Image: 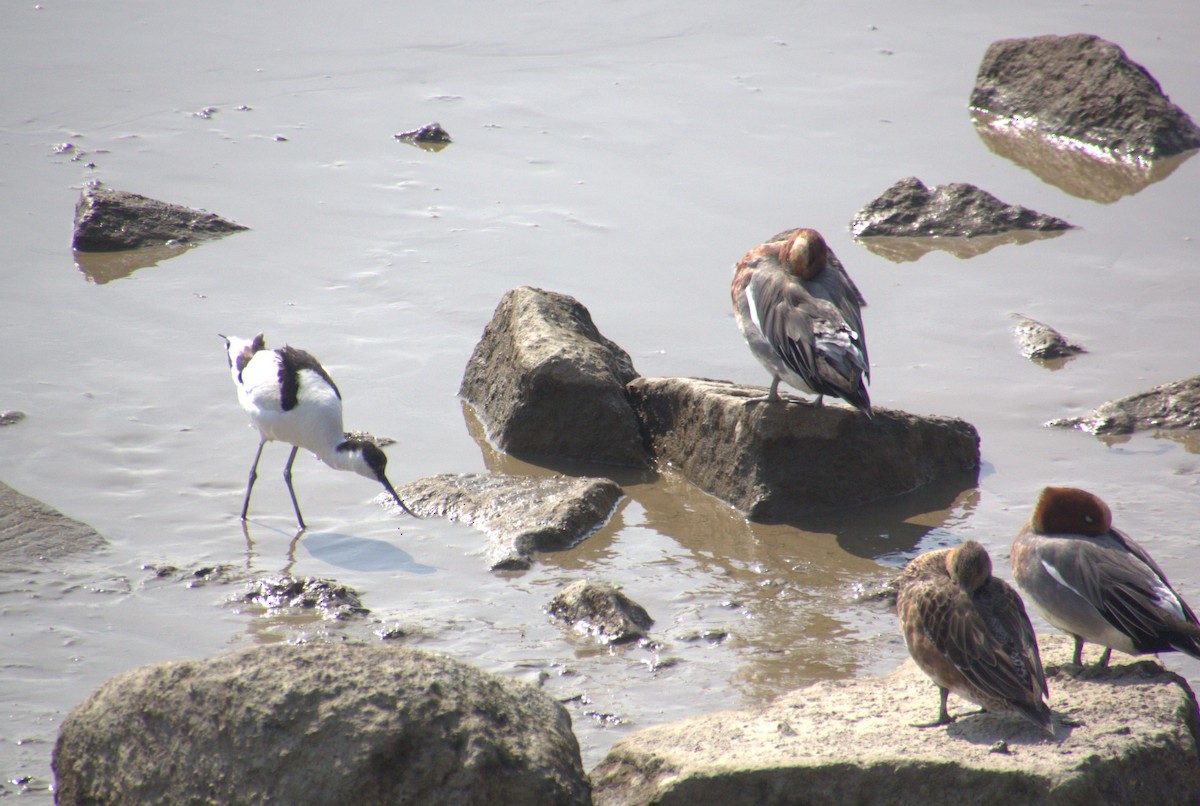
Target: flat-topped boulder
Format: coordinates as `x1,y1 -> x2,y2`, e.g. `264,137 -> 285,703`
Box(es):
626,377 -> 979,522
970,34 -> 1200,164
393,473 -> 623,570
460,287 -> 647,468
53,643 -> 591,806
590,634 -> 1200,805
72,187 -> 248,252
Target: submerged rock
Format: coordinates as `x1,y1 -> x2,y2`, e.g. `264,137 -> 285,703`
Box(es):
850,177 -> 1072,240
590,634 -> 1200,806
53,643 -> 591,806
0,481 -> 107,571
393,473 -> 623,571
970,34 -> 1200,164
460,287 -> 647,468
627,377 -> 979,523
233,575 -> 369,620
395,122 -> 453,151
1012,314 -> 1086,364
547,580 -> 653,644
1048,375 -> 1200,437
72,187 -> 248,252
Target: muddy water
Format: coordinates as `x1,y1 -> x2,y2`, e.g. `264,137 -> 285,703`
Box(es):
3,0 -> 1200,798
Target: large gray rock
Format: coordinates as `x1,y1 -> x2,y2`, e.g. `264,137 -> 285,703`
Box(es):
53,642 -> 591,806
970,34 -> 1200,164
547,580 -> 654,644
850,177 -> 1072,240
72,187 -> 248,252
590,634 -> 1200,806
393,472 -> 623,570
0,481 -> 106,571
626,377 -> 979,522
460,287 -> 647,467
1048,375 -> 1200,437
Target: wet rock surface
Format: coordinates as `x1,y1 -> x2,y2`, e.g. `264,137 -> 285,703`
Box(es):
970,34 -> 1200,163
590,634 -> 1200,806
394,121 -> 453,151
143,562 -> 239,588
547,580 -> 654,644
850,176 -> 1072,239
0,410 -> 26,426
232,575 -> 369,620
856,230 -> 1066,263
459,286 -> 647,467
1012,314 -> 1086,364
627,377 -> 980,523
71,186 -> 248,252
52,642 -> 591,806
395,473 -> 623,571
971,111 -> 1196,204
1048,375 -> 1200,437
0,481 -> 107,571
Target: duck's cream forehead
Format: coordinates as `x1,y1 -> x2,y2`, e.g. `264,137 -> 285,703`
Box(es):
782,228 -> 828,279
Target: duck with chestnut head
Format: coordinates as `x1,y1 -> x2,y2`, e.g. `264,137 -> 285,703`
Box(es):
1011,486 -> 1200,667
731,228 -> 871,415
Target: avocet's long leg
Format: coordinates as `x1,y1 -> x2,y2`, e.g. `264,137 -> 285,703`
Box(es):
241,439 -> 266,521
282,446 -> 305,531
223,334 -> 417,528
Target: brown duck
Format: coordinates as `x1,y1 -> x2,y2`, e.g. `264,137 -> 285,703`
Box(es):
897,540 -> 1052,732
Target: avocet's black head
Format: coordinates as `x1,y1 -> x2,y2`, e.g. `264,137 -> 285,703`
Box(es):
359,441 -> 390,483
339,438 -> 418,518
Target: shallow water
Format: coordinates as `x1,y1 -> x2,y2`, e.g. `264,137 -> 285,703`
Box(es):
3,0 -> 1200,798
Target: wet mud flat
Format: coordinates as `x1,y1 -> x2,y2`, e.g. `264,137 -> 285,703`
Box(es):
4,0 -> 1200,801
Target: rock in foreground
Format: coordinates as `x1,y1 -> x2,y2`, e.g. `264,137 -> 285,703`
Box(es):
850,177 -> 1072,239
970,34 -> 1200,164
0,481 -> 106,571
395,473 -> 622,570
72,187 -> 248,252
590,634 -> 1200,806
1048,375 -> 1200,436
460,287 -> 647,468
548,580 -> 654,644
53,643 -> 591,806
627,377 -> 979,522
